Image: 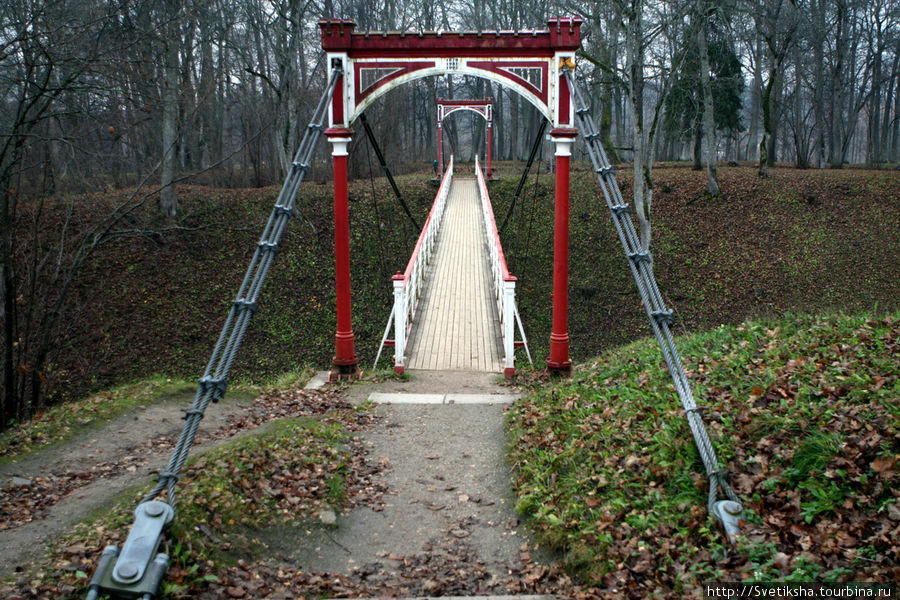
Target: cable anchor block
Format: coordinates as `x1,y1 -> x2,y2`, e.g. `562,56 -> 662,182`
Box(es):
712,499 -> 743,544
85,502 -> 173,599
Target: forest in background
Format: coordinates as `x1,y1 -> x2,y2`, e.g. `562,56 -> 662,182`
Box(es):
1,0 -> 898,428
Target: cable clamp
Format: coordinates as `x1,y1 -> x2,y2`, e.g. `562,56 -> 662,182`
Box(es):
198,376 -> 227,401
182,408 -> 204,420
233,298 -> 259,316
258,240 -> 280,256
584,132 -> 600,142
651,309 -> 674,326
597,166 -> 616,181
707,468 -> 732,483
154,471 -> 179,484
274,205 -> 294,219
627,250 -> 651,265
575,106 -> 590,116
611,204 -> 631,216
292,161 -> 310,173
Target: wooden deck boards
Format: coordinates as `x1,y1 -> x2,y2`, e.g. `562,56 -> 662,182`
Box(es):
406,178 -> 503,372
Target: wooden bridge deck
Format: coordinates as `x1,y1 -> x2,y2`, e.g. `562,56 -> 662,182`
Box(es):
405,178 -> 503,372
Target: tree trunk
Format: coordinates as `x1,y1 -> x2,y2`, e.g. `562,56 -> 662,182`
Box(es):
0,195 -> 16,430
692,115 -> 703,170
866,15 -> 883,167
812,0 -> 826,168
697,0 -> 719,196
758,66 -> 776,177
510,91 -> 519,166
828,0 -> 848,168
159,6 -> 180,218
626,0 -> 651,251
881,41 -> 899,162
748,30 -> 763,162
767,69 -> 782,167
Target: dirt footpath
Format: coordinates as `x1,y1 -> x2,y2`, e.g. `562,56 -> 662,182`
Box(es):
0,389 -> 257,575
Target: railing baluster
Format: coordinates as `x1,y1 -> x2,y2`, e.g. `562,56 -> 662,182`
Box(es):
376,157 -> 454,372
474,156 -> 532,376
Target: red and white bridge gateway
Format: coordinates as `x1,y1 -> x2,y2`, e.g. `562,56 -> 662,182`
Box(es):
436,98 -> 493,179
319,18 -> 583,377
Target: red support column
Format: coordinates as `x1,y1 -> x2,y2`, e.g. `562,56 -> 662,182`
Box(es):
326,127 -> 359,379
437,124 -> 443,179
547,129 -> 577,374
486,123 -> 493,178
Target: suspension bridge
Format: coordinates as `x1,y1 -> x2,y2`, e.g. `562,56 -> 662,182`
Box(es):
84,17 -> 744,600
373,155 -> 530,376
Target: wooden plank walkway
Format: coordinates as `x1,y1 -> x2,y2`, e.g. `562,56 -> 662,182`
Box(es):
405,178 -> 503,372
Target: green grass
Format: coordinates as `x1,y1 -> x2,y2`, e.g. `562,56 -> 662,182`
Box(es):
171,417 -> 351,554
507,312 -> 899,589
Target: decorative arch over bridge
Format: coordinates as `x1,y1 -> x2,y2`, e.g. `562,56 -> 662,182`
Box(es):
436,98 -> 493,178
319,18 -> 581,129
318,17 -> 582,377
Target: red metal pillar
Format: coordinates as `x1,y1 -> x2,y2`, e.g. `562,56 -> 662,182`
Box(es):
437,123 -> 443,179
486,122 -> 493,178
547,129 -> 577,373
326,127 -> 359,379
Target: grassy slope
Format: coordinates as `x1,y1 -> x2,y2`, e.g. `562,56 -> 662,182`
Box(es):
60,175 -> 434,399
507,313 -> 899,596
37,165 -> 900,407
493,164 -> 900,364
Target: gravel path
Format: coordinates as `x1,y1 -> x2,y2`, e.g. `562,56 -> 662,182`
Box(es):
292,370 -> 553,582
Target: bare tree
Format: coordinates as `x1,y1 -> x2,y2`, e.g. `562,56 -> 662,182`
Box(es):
619,0 -> 691,249
0,1 -> 133,427
159,0 -> 181,217
697,0 -> 720,195
754,0 -> 799,177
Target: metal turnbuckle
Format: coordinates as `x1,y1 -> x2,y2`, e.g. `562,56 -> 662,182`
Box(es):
85,501 -> 173,599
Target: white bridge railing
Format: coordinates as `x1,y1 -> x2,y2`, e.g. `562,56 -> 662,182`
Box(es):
475,155 -> 532,377
374,156 -> 454,373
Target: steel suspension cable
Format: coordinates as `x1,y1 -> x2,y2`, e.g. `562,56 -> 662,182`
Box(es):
142,68 -> 341,509
85,67 -> 343,600
562,67 -> 742,539
499,118 -> 548,233
358,113 -> 420,231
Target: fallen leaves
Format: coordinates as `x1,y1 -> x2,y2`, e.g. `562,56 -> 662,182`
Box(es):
0,386 -> 366,531
507,314 -> 900,597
